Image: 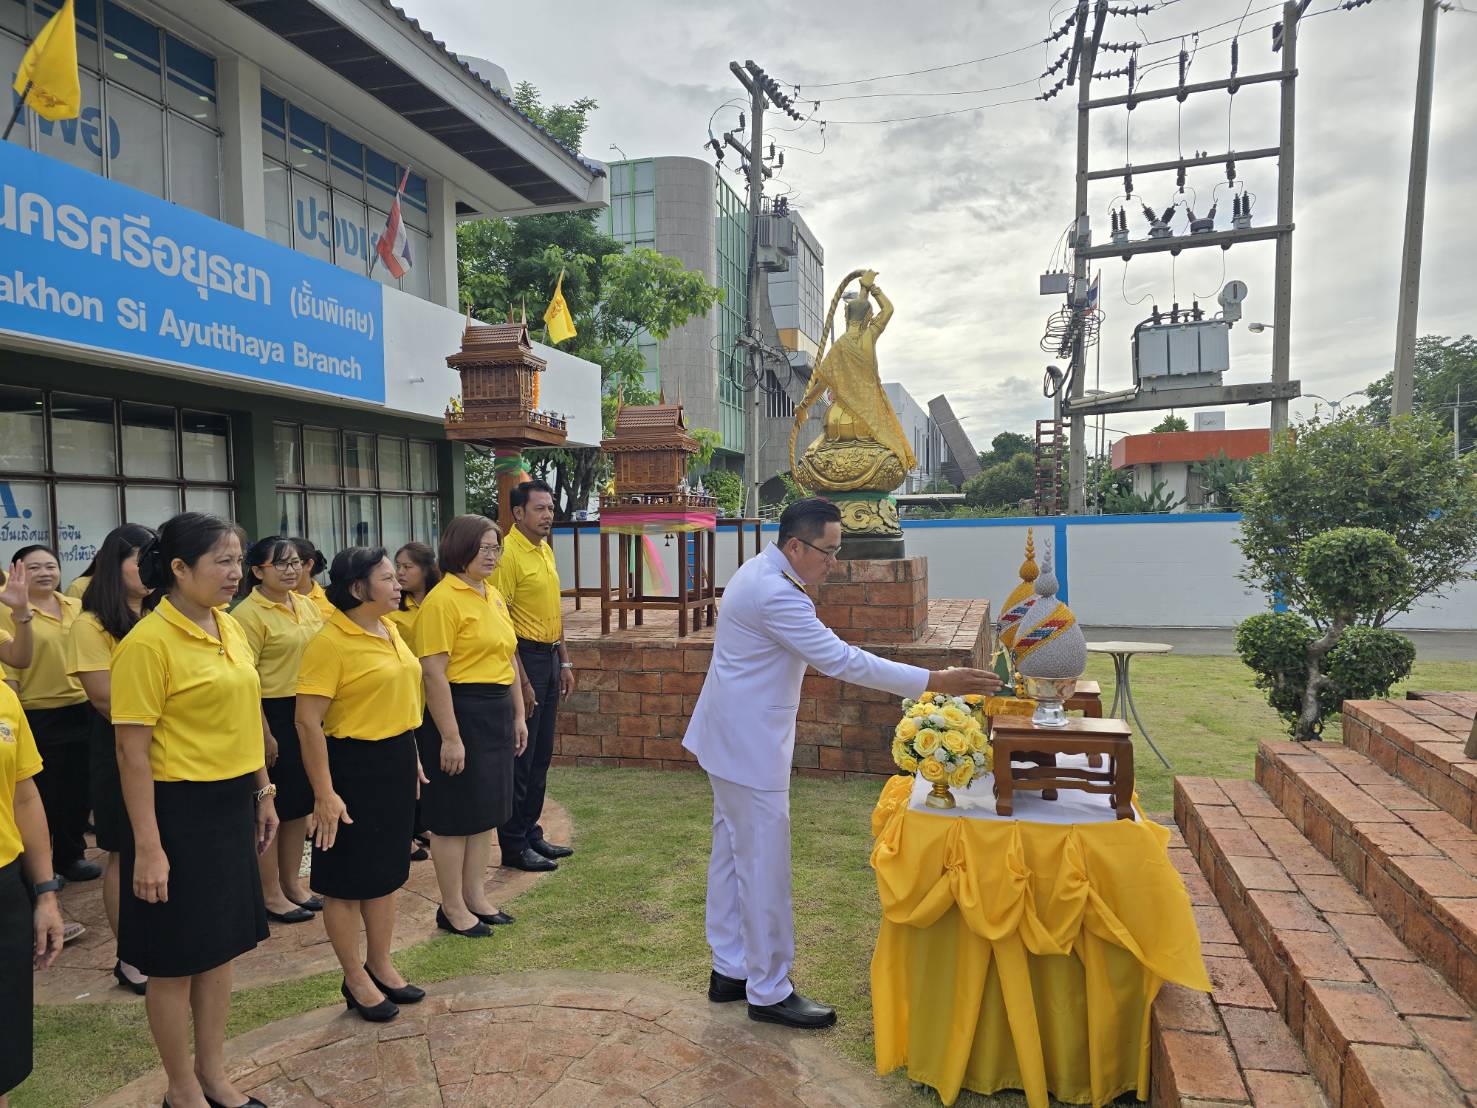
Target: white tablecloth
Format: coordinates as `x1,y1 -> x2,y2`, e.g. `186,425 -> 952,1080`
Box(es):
907,754 -> 1135,825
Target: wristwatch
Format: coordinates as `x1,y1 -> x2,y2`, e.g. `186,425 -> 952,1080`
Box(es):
560,662 -> 574,670
254,783 -> 278,802
33,878 -> 61,897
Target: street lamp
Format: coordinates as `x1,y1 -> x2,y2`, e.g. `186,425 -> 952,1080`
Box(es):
1303,389 -> 1365,418
1247,322 -> 1271,334
608,143 -> 628,160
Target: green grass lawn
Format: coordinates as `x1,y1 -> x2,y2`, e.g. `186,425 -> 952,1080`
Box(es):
16,656 -> 1477,1108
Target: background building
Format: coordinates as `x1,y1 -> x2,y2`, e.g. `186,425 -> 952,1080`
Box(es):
928,395 -> 982,488
0,0 -> 605,583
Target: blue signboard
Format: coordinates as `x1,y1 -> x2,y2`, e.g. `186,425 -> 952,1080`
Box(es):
0,138 -> 385,403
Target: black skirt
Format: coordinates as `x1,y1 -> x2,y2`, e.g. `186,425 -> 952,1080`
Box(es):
417,683 -> 513,837
118,774 -> 268,978
310,731 -> 417,900
264,696 -> 313,821
0,859 -> 31,1095
86,705 -> 126,853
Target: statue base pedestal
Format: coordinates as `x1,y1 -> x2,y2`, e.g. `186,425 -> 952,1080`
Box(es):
814,555 -> 929,644
839,535 -> 905,560
826,490 -> 903,558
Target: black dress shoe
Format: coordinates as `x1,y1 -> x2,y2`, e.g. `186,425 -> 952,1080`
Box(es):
365,964 -> 425,1004
289,895 -> 323,913
708,970 -> 746,1003
748,991 -> 837,1029
341,979 -> 398,1023
531,838 -> 573,860
60,858 -> 102,882
409,845 -> 429,862
473,909 -> 515,926
502,846 -> 557,872
265,906 -> 314,924
113,960 -> 147,996
203,1094 -> 267,1108
435,906 -> 492,937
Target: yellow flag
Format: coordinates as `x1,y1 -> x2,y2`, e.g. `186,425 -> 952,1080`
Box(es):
13,0 -> 80,122
542,270 -> 576,345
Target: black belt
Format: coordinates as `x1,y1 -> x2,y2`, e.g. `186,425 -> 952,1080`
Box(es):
517,638 -> 561,654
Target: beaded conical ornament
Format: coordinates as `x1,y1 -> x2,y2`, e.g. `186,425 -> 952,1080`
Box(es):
1012,541 -> 1087,678
996,528 -> 1039,652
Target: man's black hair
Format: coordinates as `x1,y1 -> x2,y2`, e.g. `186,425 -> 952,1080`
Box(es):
509,479 -> 554,512
777,497 -> 841,548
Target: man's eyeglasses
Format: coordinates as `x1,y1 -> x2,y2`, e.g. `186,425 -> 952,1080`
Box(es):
795,537 -> 842,562
270,558 -> 304,571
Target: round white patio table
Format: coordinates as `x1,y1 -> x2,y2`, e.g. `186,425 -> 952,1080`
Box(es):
1086,641 -> 1174,769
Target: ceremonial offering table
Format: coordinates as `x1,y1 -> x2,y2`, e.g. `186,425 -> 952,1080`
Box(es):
990,716 -> 1134,820
870,770 -> 1210,1108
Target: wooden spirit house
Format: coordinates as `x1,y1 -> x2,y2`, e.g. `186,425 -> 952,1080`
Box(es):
444,310 -> 567,448
600,400 -> 715,511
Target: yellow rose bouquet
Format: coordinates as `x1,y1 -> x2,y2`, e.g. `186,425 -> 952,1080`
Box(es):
892,691 -> 991,789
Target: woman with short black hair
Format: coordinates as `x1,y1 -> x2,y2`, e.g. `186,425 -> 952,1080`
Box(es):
67,523 -> 155,994
298,547 -> 427,1021
113,512 -> 277,1108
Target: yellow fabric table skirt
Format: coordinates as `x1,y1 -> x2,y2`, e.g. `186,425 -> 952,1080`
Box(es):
870,775 -> 1211,1108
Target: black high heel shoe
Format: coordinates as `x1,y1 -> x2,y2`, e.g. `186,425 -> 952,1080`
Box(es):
114,959 -> 147,995
435,906 -> 492,937
202,1094 -> 267,1108
365,964 -> 425,1004
473,909 -> 515,926
340,979 -> 398,1023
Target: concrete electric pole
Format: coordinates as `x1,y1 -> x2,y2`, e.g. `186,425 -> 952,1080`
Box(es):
1391,0 -> 1442,418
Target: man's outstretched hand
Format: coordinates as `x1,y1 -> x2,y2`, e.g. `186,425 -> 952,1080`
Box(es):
927,668 -> 1004,697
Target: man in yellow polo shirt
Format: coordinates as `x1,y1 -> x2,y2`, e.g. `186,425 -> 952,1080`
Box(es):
492,480 -> 574,873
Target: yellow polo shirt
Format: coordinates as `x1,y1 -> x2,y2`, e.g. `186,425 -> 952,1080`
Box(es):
66,611 -> 117,676
0,594 -> 86,709
297,610 -> 422,740
415,575 -> 517,685
64,574 -> 91,600
302,581 -> 335,621
385,593 -> 421,654
111,598 -> 264,783
0,683 -> 42,867
491,526 -> 562,644
232,589 -> 324,699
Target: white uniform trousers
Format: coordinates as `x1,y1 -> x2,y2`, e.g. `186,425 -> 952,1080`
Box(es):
705,773 -> 794,1007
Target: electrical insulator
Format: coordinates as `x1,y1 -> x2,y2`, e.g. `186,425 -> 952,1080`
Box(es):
1112,208 -> 1129,246
1176,164 -> 1186,190
1126,55 -> 1138,110
777,151 -> 784,169
1170,301 -> 1181,323
1177,46 -> 1189,102
1191,301 -> 1204,321
1124,170 -> 1134,196
1146,204 -> 1171,239
1233,192 -> 1252,231
1226,158 -> 1236,183
1150,304 -> 1161,324
738,112 -> 746,130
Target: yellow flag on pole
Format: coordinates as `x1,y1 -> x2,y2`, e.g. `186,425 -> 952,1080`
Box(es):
13,0 -> 81,122
542,270 -> 576,345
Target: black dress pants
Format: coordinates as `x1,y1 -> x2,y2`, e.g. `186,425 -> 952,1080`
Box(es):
29,703 -> 92,871
498,645 -> 560,856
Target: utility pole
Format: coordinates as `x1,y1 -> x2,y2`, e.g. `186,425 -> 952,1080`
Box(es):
1067,0 -> 1106,514
1392,0 -> 1441,418
1269,0 -> 1302,439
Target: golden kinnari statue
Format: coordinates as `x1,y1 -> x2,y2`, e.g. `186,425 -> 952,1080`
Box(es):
790,268 -> 915,546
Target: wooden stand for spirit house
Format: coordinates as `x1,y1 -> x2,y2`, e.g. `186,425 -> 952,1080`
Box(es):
990,716 -> 1135,820
598,402 -> 717,638
443,313 -> 566,537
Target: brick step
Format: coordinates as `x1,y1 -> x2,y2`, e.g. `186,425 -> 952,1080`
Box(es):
1256,738 -> 1477,1013
1342,698 -> 1477,833
1176,776 -> 1476,1106
1151,822 -> 1330,1106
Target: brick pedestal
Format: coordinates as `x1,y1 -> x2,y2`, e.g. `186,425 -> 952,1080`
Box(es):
812,556 -> 930,645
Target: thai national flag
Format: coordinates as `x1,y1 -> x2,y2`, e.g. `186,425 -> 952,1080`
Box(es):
374,167 -> 412,280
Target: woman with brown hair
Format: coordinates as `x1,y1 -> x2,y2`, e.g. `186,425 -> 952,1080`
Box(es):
415,515 -> 527,937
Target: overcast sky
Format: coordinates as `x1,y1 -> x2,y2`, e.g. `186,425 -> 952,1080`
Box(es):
401,0 -> 1475,453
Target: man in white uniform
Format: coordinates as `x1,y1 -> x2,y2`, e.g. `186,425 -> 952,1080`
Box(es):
683,498 -> 1001,1028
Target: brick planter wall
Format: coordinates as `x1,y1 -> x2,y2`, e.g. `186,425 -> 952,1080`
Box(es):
812,556 -> 930,645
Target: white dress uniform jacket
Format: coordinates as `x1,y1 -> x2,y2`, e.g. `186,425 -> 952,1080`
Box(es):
682,543 -> 929,790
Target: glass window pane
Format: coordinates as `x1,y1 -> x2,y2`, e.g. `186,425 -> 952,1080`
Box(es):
0,35 -> 29,149
103,1 -> 161,99
346,493 -> 377,547
0,479 -> 50,553
124,484 -> 178,528
290,173 -> 333,264
52,393 -> 116,475
328,128 -> 363,197
381,495 -> 410,553
275,491 -> 304,538
40,0 -> 99,74
167,115 -> 219,218
366,207 -> 397,288
635,193 -> 655,237
303,428 -> 338,486
183,486 -> 231,519
0,0 -> 25,36
634,161 -> 654,191
342,431 -> 375,488
0,386 -> 44,469
288,104 -> 326,179
121,402 -> 176,477
263,156 -> 290,246
35,70 -> 102,176
181,411 -> 229,481
403,172 -> 428,232
410,496 -> 438,546
612,195 -> 631,237
164,33 -> 215,126
402,227 -> 430,300
260,87 -> 286,162
272,423 -> 299,483
330,192 -> 368,275
377,437 -> 407,490
365,148 -> 397,212
55,482 -> 119,584
106,85 -> 163,197
409,441 -> 436,491
306,492 -> 343,556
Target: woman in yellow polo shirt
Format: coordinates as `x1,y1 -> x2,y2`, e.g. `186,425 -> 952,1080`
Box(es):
291,538 -> 335,620
391,542 -> 439,862
297,546 -> 426,1022
0,565 -> 34,697
113,513 -> 277,1108
0,681 -> 65,1104
66,523 -> 156,996
416,514 -> 528,937
1,545 -> 95,885
235,536 -> 325,926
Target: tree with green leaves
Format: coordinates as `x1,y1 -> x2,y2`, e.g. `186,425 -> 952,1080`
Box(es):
455,85 -> 722,517
976,431 -> 1034,471
1364,334 -> 1477,454
1190,450 -> 1252,510
1152,414 -> 1189,433
963,453 -> 1034,511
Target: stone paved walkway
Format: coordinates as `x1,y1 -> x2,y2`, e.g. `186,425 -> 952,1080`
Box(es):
35,802 -> 571,1005
95,972 -> 893,1107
